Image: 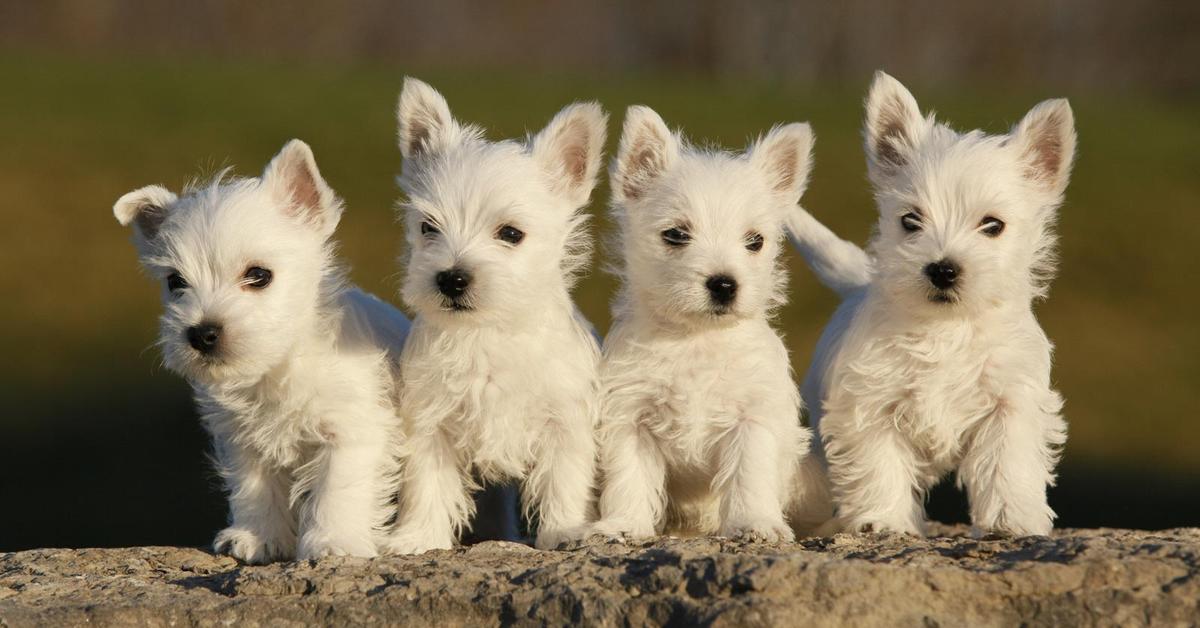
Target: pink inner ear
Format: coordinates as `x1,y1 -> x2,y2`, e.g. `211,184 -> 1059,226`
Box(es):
622,123 -> 668,200
559,121 -> 589,186
289,168 -> 322,214
768,145 -> 799,193
406,118 -> 431,158
874,102 -> 912,169
622,143 -> 659,200
134,204 -> 166,239
1023,115 -> 1066,183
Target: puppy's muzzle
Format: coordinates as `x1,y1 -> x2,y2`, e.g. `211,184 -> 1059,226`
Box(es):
705,274 -> 738,307
436,268 -> 472,300
186,322 -> 223,355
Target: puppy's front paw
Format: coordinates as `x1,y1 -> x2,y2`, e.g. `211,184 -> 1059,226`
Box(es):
382,528 -> 453,555
213,527 -> 293,564
974,516 -> 1053,539
297,529 -> 377,561
534,524 -> 591,550
849,519 -> 923,536
720,518 -> 795,543
589,518 -> 656,542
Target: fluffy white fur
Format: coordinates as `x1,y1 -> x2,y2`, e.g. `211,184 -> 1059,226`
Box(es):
593,106 -> 816,542
385,78 -> 606,553
114,140 -> 410,563
786,71 -> 1075,537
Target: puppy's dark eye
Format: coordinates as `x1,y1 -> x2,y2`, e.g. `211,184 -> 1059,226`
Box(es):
496,224 -> 525,245
244,266 -> 273,289
661,227 -> 691,247
900,212 -> 923,233
420,220 -> 439,237
980,216 -> 1006,237
166,272 -> 188,293
745,232 -> 765,252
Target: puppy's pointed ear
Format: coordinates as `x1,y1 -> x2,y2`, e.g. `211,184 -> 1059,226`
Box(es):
531,102 -> 608,207
864,71 -> 925,182
397,77 -> 456,161
114,184 -> 177,243
1010,98 -> 1076,198
611,105 -> 678,204
749,122 -> 814,206
262,139 -> 343,237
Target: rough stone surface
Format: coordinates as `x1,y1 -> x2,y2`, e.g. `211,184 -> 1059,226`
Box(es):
2,526 -> 1198,627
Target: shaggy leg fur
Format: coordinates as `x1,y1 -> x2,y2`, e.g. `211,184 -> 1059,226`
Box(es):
714,417 -> 795,542
386,430 -> 472,554
824,424 -> 925,535
525,413 -> 596,549
212,439 -> 297,564
594,422 -> 667,539
959,392 -> 1067,536
296,436 -> 388,559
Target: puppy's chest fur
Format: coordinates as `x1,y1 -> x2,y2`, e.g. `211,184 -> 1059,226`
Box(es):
831,315 -> 1004,469
199,348 -> 392,470
400,317 -> 597,480
604,320 -> 798,470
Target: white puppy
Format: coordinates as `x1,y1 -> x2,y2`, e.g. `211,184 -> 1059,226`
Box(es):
786,71 -> 1075,536
385,79 -> 605,553
114,140 -> 410,562
593,106 -> 816,542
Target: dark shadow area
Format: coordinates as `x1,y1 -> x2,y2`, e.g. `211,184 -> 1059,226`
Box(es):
0,379 -> 526,551
1,383 -> 227,551
3,385 -> 1198,552
926,464 -> 1200,531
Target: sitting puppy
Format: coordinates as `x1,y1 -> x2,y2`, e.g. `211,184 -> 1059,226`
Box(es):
385,79 -> 605,553
786,71 -> 1075,536
114,140 -> 410,562
593,106 -> 816,542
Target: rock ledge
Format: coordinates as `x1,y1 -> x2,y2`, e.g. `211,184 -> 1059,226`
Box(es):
2,526 -> 1198,626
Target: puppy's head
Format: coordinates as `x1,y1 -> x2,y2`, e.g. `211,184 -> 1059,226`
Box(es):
395,78 -> 606,326
114,140 -> 343,385
862,72 -> 1076,313
610,106 -> 813,327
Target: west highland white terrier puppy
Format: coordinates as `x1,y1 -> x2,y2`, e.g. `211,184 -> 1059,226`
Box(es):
114,140 -> 410,562
592,106 -> 816,542
786,71 -> 1075,537
385,79 -> 605,553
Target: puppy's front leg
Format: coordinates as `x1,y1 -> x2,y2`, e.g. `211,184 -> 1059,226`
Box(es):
959,389 -> 1066,537
211,436 -> 296,564
525,410 -> 596,550
822,420 -> 925,535
385,428 -> 470,554
713,415 -> 794,542
296,424 -> 388,560
594,420 -> 667,540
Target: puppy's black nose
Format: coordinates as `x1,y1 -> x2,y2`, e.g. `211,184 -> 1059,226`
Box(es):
924,259 -> 960,290
436,268 -> 472,298
186,323 -> 222,354
705,274 -> 738,306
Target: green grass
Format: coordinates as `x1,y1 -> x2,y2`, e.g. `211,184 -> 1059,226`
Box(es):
2,53 -> 1197,472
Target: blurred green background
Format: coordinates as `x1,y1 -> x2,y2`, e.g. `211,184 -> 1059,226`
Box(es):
2,1 -> 1198,550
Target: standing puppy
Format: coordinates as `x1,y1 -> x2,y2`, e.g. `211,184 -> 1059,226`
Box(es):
114,140 -> 410,562
593,106 -> 815,541
386,79 -> 605,553
787,72 -> 1075,536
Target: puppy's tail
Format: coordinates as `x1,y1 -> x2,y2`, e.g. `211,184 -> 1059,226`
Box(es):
785,206 -> 873,299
